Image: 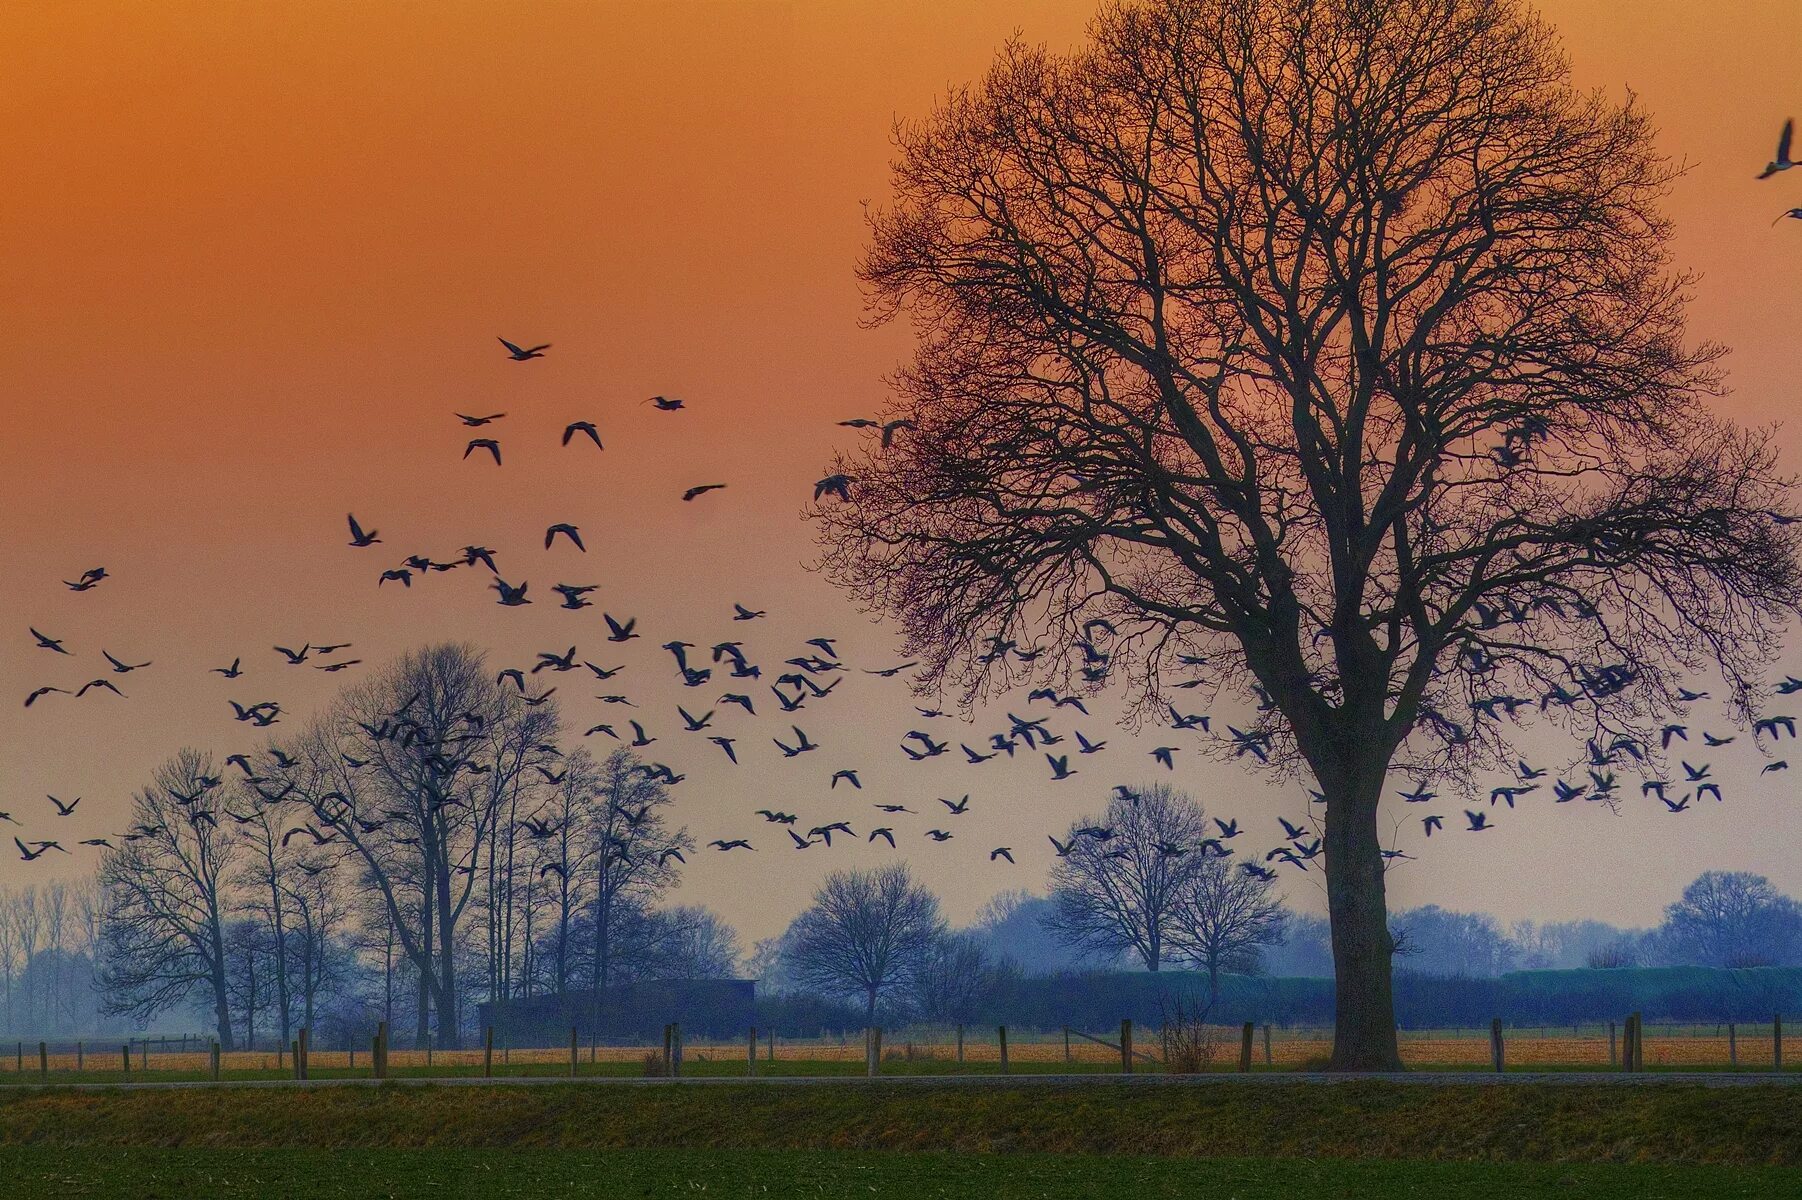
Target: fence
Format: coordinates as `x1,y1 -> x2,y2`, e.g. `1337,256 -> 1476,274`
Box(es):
0,1014 -> 1792,1082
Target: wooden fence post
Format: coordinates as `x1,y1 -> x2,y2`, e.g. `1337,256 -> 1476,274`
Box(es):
483,1025 -> 494,1078
956,1023 -> 964,1064
1775,1014 -> 1784,1072
570,1027 -> 579,1077
1239,1022 -> 1254,1073
747,1027 -> 757,1077
1121,1019 -> 1133,1074
1063,1026 -> 1071,1065
865,1026 -> 881,1077
768,1030 -> 775,1062
77,1041 -> 83,1072
1608,1021 -> 1616,1067
211,1041 -> 221,1081
998,1026 -> 1009,1074
38,1042 -> 47,1080
1490,1018 -> 1504,1073
1263,1023 -> 1272,1067
376,1020 -> 388,1079
121,1044 -> 130,1075
671,1022 -> 683,1077
1729,1022 -> 1737,1068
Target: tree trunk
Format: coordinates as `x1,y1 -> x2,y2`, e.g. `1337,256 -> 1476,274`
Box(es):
1322,769 -> 1402,1071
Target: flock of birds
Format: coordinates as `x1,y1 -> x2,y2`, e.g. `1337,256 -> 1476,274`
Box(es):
14,119 -> 1802,882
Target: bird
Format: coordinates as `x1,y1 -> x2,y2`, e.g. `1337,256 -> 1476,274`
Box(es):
1278,816 -> 1307,840
78,838 -> 113,849
464,438 -> 502,466
682,484 -> 727,502
989,847 -> 1014,863
925,829 -> 953,842
755,810 -> 797,824
14,838 -> 56,861
732,604 -> 765,621
379,569 -> 412,588
212,658 -> 244,678
29,628 -> 69,655
1048,835 -> 1075,857
64,568 -> 108,592
1398,786 -> 1436,804
1151,746 -> 1178,769
492,578 -> 531,606
562,421 -> 603,449
545,524 -> 585,552
647,395 -> 686,411
1074,731 -> 1107,755
1774,209 -> 1802,226
1755,716 -> 1797,741
77,678 -> 124,699
346,514 -> 381,547
1760,119 -> 1797,178
463,546 -> 499,572
830,769 -> 861,789
869,828 -> 896,847
102,650 -> 151,674
874,804 -> 915,814
1046,754 -> 1076,780
1422,814 -> 1443,837
1214,818 -> 1240,839
814,475 -> 854,502
456,412 -> 506,426
709,839 -> 754,851
603,614 -> 639,642
553,583 -> 597,610
939,795 -> 971,815
498,337 -> 549,360
48,795 -> 79,816
274,644 -> 311,665
1464,810 -> 1492,831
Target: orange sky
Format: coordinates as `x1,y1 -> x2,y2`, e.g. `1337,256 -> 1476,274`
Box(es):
4,0 -> 1802,942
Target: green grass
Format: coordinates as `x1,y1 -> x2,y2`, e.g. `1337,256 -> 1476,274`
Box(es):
1,1079 -> 1798,1165
0,1147 -> 1790,1199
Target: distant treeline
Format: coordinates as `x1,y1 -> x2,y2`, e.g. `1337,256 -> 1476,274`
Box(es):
752,966 -> 1802,1035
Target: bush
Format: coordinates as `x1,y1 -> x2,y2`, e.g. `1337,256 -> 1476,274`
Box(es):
1157,993 -> 1220,1074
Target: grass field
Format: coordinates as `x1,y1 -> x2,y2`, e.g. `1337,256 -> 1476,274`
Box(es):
0,1146 -> 1793,1199
4,1076 -> 1795,1197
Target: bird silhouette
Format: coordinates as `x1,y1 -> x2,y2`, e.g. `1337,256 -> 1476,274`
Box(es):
102,650 -> 151,674
710,839 -> 754,851
492,578 -> 531,606
603,614 -> 639,642
545,524 -> 585,552
346,514 -> 381,547
498,338 -> 549,360
647,395 -> 686,411
456,412 -> 505,426
77,678 -> 124,699
212,658 -> 244,678
814,475 -> 854,502
554,584 -> 597,610
48,795 -> 79,816
1464,810 -> 1492,831
939,795 -> 971,815
1046,754 -> 1076,780
1760,119 -> 1796,178
869,827 -> 896,847
990,847 -> 1014,863
1422,814 -> 1443,837
682,484 -> 727,501
29,628 -> 69,655
464,438 -> 502,465
379,569 -> 412,588
562,421 -> 603,449
732,604 -> 765,621
830,769 -> 861,789
64,568 -> 108,592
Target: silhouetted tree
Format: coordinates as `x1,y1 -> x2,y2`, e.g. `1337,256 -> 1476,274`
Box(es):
1168,856 -> 1287,1000
97,748 -> 238,1048
1047,784 -> 1213,971
786,864 -> 945,1022
1660,871 -> 1802,968
817,0 -> 1800,1067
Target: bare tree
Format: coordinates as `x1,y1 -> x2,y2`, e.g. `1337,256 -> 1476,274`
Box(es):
816,0 -> 1800,1067
579,748 -> 691,998
907,930 -> 995,1024
1168,857 -> 1287,1000
283,643 -> 558,1047
1660,871 -> 1802,969
1047,783 -> 1213,971
97,748 -> 238,1048
786,864 -> 945,1023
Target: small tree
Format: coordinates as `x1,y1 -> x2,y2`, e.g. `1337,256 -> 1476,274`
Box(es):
786,864 -> 945,1023
1168,857 -> 1287,1001
908,930 -> 996,1024
1047,783 -> 1212,971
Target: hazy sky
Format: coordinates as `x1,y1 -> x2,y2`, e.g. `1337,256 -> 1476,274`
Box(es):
4,0 -> 1801,945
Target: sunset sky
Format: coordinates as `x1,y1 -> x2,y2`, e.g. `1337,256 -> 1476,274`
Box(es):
4,0 -> 1802,944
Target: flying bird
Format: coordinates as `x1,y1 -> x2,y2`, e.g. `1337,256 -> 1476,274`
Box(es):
682,484 -> 727,502
456,412 -> 505,426
562,421 -> 603,449
647,395 -> 686,410
498,338 -> 549,360
989,847 -> 1014,863
813,475 -> 854,502
29,628 -> 69,655
346,514 -> 381,547
102,650 -> 151,674
545,523 -> 585,552
64,567 -> 108,592
464,438 -> 502,465
1760,119 -> 1796,178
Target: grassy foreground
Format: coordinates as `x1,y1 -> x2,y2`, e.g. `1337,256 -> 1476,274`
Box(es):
0,1146 -> 1791,1199
1,1079 -> 1798,1165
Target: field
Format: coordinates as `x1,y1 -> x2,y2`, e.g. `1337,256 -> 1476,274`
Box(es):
0,1077 -> 1798,1198
1,1022 -> 1787,1083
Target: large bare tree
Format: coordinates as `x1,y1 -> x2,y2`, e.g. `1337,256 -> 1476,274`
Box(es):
816,0 -> 1801,1067
1168,854 -> 1288,1001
